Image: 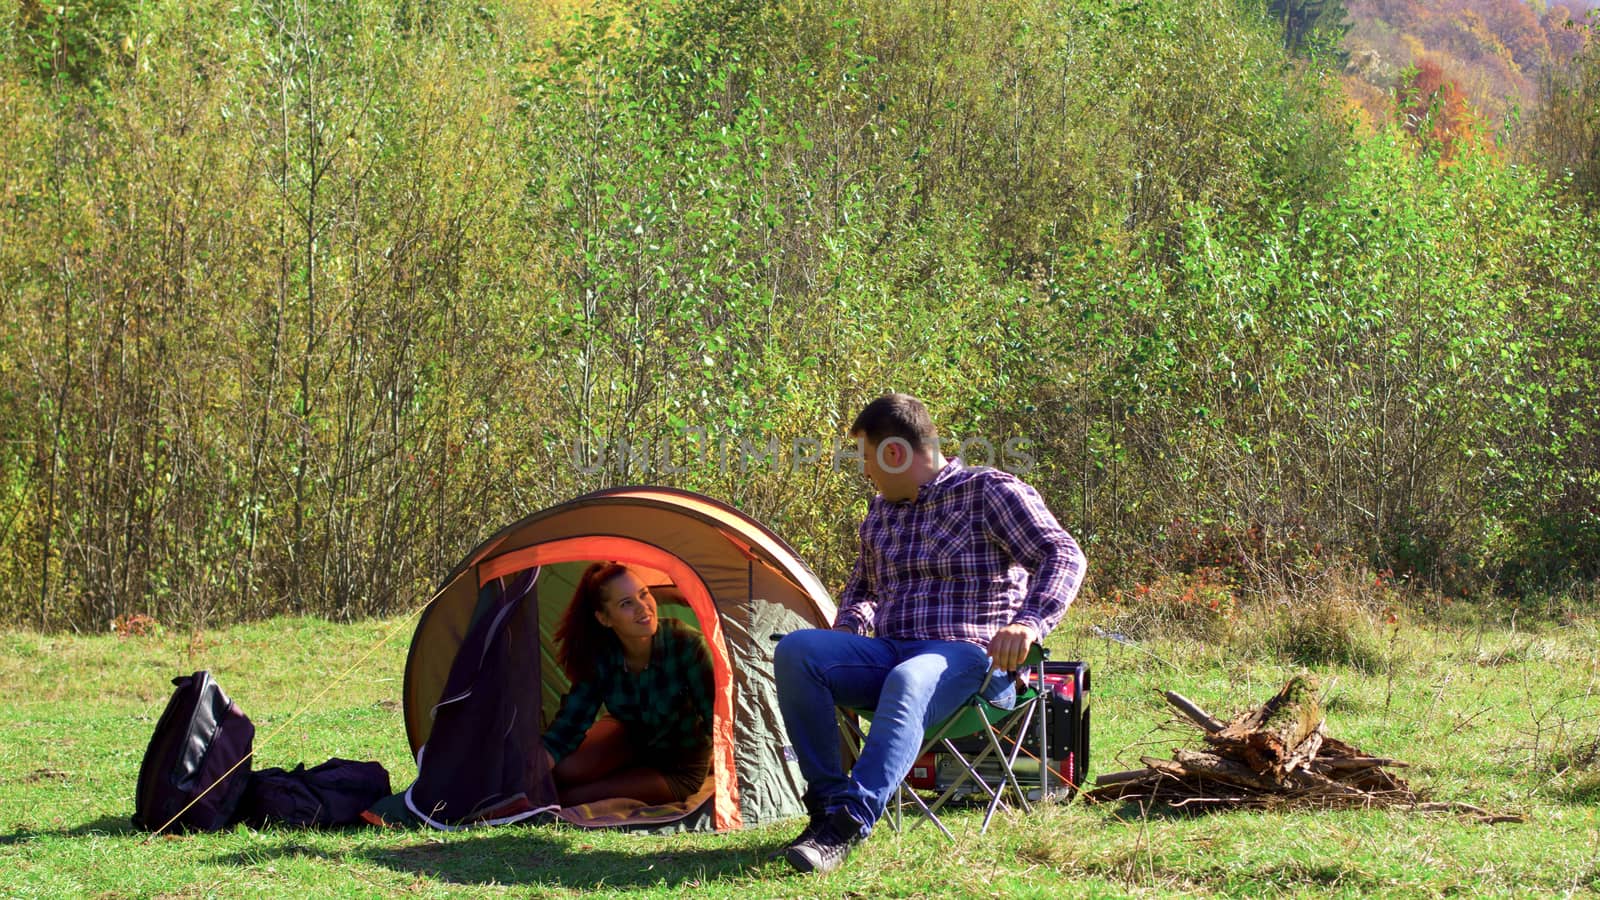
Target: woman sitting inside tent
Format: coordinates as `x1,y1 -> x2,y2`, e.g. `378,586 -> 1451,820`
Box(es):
542,562 -> 715,807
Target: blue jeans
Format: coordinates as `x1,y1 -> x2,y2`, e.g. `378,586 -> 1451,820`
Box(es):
774,630 -> 1015,836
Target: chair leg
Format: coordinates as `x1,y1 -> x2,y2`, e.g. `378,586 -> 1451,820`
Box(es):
916,732 -> 1003,830
896,781 -> 954,841
985,707 -> 1049,826
896,704 -> 987,840
836,708 -> 865,769
837,707 -> 952,838
979,700 -> 1039,833
893,779 -> 904,832
1034,655 -> 1051,798
839,696 -> 1040,843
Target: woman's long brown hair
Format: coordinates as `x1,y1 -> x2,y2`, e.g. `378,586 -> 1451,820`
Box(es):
555,561 -> 631,682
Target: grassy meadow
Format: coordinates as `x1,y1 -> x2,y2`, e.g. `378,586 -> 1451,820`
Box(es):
4,597 -> 1600,898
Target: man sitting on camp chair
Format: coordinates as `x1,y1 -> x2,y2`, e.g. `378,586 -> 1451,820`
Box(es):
774,393 -> 1086,875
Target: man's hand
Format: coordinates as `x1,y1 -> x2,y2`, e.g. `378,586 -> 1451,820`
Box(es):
987,622 -> 1039,671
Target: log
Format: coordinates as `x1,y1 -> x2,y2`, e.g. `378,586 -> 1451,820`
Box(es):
1311,756 -> 1408,771
1084,779 -> 1161,802
1285,769 -> 1378,799
1142,756 -> 1191,778
1277,728 -> 1325,776
1214,674 -> 1322,751
1094,768 -> 1158,787
1164,691 -> 1224,733
1172,749 -> 1280,791
1318,736 -> 1367,759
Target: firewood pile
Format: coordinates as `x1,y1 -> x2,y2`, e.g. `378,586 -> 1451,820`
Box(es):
1086,675 -> 1521,823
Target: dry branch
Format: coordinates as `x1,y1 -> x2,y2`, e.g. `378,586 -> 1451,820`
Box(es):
1164,691 -> 1224,733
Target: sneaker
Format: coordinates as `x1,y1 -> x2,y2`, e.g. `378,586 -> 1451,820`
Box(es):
783,809 -> 863,875
768,814 -> 825,860
768,790 -> 828,860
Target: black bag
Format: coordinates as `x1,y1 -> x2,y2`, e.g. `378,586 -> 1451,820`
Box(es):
238,759 -> 392,828
1033,660 -> 1091,789
132,671 -> 255,832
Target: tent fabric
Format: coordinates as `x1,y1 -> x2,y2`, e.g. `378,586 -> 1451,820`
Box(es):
401,568 -> 559,829
724,597 -> 817,823
393,486 -> 836,832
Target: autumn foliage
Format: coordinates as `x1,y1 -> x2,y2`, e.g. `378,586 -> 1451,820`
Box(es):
1345,0 -> 1596,134
1400,57 -> 1479,160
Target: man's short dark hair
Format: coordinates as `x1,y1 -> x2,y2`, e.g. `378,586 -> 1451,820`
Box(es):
850,393 -> 939,452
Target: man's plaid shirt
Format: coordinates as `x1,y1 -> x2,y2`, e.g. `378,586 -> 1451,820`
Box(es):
543,618 -> 714,765
833,460 -> 1086,646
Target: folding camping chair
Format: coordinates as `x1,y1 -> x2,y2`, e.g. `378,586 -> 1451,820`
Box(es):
839,647 -> 1090,840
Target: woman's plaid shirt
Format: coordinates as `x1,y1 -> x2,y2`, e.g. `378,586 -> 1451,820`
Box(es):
833,460 -> 1086,646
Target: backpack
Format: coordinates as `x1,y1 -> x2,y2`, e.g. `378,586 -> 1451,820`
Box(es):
132,671 -> 255,832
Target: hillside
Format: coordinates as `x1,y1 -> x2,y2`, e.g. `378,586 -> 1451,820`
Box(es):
1342,0 -> 1597,133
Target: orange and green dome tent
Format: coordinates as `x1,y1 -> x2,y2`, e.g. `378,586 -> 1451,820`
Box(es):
380,486 -> 836,832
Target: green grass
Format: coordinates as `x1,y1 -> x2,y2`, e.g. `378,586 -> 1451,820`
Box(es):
5,605 -> 1600,898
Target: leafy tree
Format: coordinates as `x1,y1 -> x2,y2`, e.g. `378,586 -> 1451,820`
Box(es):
1,0 -> 1596,626
1266,0 -> 1352,61
1400,57 -> 1479,161
1528,20 -> 1600,207
16,0 -> 138,87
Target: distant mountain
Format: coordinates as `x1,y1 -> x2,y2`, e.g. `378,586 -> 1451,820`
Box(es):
1340,0 -> 1596,135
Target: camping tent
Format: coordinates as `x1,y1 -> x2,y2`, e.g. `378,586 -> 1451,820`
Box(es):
383,486 -> 837,832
